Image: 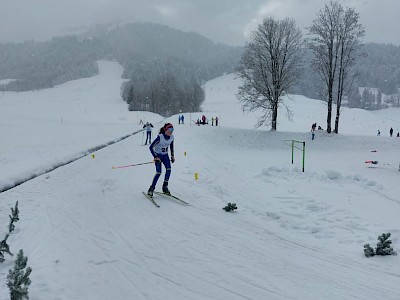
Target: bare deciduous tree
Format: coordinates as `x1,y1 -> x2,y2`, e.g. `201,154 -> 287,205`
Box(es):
236,17 -> 303,130
308,1 -> 364,133
334,7 -> 365,133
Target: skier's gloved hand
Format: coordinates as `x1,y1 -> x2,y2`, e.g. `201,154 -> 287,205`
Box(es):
154,157 -> 161,163
171,156 -> 175,163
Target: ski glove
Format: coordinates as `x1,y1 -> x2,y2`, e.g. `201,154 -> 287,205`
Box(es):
171,156 -> 175,163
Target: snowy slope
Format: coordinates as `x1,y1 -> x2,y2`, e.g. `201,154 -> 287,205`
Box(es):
0,61 -> 399,300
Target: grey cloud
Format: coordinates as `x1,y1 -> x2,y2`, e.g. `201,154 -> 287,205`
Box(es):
0,0 -> 399,45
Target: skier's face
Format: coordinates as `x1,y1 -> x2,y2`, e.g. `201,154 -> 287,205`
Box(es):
165,127 -> 174,136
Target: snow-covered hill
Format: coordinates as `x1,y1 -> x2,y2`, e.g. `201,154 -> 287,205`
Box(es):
0,61 -> 399,300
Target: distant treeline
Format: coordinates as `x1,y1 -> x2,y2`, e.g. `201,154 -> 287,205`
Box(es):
0,36 -> 106,91
105,23 -> 242,116
291,43 -> 400,109
0,23 -> 242,116
121,58 -> 204,116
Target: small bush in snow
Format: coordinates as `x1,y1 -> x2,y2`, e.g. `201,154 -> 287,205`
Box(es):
7,249 -> 32,300
375,233 -> 397,256
364,233 -> 397,257
363,243 -> 375,257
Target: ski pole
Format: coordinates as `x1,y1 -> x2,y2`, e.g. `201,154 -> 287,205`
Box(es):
112,161 -> 154,169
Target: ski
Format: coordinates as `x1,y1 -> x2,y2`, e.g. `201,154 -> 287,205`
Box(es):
142,192 -> 160,207
154,192 -> 189,205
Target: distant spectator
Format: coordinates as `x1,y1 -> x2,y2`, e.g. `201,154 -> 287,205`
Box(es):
181,115 -> 184,124
311,123 -> 317,131
211,117 -> 214,126
377,130 -> 380,136
397,132 -> 399,137
143,122 -> 154,145
215,116 -> 219,126
311,128 -> 315,140
390,127 -> 393,137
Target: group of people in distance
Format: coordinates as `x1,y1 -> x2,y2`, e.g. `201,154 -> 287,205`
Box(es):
377,127 -> 399,137
195,115 -> 219,126
310,123 -> 399,139
310,122 -> 323,140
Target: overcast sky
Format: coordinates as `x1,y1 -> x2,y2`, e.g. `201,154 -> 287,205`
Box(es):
0,0 -> 399,46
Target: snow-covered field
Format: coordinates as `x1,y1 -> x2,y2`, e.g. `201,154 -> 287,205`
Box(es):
1,61 -> 399,300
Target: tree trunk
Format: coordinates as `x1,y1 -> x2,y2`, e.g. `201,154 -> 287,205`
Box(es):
271,102 -> 278,131
334,109 -> 340,134
326,84 -> 333,133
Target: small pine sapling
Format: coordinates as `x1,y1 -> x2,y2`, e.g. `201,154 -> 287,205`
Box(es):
223,203 -> 238,212
9,201 -> 20,233
7,249 -> 32,300
363,243 -> 375,257
0,234 -> 13,263
375,233 -> 397,256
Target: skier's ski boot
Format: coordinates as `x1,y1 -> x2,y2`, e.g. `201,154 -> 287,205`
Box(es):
147,186 -> 155,197
162,182 -> 171,195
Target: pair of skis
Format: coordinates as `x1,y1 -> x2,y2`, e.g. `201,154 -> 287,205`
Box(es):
142,191 -> 189,207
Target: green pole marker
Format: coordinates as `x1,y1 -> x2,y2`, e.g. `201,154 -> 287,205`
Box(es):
283,139 -> 306,172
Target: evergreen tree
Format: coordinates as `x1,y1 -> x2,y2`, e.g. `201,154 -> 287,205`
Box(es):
347,86 -> 362,108
9,201 -> 20,233
7,249 -> 32,300
0,234 -> 13,263
376,90 -> 382,109
364,232 -> 397,257
363,243 -> 375,257
375,233 -> 397,256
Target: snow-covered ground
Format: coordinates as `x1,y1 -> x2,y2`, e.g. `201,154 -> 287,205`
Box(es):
0,61 -> 399,300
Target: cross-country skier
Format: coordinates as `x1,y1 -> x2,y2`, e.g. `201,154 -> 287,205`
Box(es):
147,123 -> 175,196
143,122 -> 154,145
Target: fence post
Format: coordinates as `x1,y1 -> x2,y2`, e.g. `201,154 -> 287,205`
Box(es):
291,140 -> 294,164
302,142 -> 305,172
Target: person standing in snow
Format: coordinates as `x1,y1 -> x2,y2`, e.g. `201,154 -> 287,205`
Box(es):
390,127 -> 393,137
181,115 -> 184,124
311,123 -> 317,131
147,123 -> 175,196
143,122 -> 154,145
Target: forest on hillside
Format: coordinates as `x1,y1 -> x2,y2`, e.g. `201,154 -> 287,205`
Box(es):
0,22 -> 399,114
0,23 -> 241,116
103,23 -> 242,116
